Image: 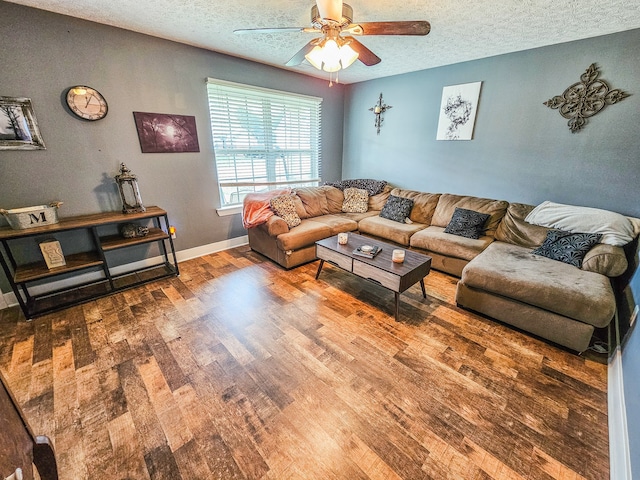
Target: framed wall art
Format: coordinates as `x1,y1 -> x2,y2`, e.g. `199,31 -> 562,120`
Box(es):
0,96 -> 46,150
133,112 -> 200,153
436,82 -> 482,141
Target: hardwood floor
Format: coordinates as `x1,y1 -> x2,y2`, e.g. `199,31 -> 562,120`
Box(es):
0,246 -> 609,479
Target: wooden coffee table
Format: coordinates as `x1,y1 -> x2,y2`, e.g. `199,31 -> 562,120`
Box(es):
315,233 -> 432,321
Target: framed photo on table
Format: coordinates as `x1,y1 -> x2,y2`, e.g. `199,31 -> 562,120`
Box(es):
39,240 -> 66,269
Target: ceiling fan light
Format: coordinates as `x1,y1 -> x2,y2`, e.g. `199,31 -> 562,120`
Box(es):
339,43 -> 359,69
304,45 -> 324,70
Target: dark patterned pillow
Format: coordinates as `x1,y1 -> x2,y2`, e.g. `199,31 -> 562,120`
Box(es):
532,230 -> 602,268
444,207 -> 490,239
324,179 -> 387,196
379,195 -> 414,223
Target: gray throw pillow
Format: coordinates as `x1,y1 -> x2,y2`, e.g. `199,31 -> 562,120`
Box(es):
444,207 -> 490,239
532,230 -> 602,268
379,195 -> 414,223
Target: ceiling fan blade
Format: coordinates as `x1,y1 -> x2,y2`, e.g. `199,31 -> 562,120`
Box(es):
344,37 -> 381,66
316,0 -> 343,22
286,40 -> 318,66
346,21 -> 431,36
234,27 -> 314,34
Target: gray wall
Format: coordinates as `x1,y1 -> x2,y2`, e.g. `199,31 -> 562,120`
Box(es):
0,2 -> 345,290
343,29 -> 640,217
343,27 -> 640,475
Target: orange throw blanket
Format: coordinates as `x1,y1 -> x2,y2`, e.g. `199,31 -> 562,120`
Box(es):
242,188 -> 292,229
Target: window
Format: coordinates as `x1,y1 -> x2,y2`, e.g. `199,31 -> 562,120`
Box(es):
206,78 -> 322,207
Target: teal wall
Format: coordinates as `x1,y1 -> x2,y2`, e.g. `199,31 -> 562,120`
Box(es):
343,27 -> 640,475
343,29 -> 640,217
0,1 -> 346,290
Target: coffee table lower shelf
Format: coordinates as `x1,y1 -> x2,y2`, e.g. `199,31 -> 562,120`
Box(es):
315,234 -> 432,321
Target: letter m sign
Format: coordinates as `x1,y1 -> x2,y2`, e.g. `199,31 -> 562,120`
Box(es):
29,212 -> 47,224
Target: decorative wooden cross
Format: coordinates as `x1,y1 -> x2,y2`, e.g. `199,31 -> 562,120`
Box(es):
369,93 -> 392,135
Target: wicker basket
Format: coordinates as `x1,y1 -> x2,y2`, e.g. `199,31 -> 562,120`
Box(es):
0,202 -> 63,230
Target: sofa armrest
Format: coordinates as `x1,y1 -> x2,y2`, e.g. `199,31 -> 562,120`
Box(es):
582,244 -> 628,277
265,215 -> 289,236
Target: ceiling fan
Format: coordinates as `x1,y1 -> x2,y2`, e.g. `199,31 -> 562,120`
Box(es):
234,0 -> 430,73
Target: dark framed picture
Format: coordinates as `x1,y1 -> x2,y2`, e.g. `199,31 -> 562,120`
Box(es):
133,112 -> 200,153
0,96 -> 46,150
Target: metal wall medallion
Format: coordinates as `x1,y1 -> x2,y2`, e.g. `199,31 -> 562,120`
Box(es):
543,64 -> 629,133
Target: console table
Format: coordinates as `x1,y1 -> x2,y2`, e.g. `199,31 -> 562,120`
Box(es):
0,206 -> 179,319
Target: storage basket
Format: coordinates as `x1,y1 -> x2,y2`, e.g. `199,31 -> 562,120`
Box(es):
0,202 -> 63,230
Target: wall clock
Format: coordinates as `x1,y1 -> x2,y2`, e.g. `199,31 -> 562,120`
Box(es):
65,85 -> 108,121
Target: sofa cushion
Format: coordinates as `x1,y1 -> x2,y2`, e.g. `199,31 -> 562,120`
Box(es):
460,242 -> 615,327
495,203 -> 549,248
532,230 -> 602,268
275,219 -> 332,251
292,194 -> 309,219
410,226 -> 493,261
431,194 -> 508,237
380,195 -> 414,223
270,194 -> 301,228
324,186 -> 345,214
369,185 -> 392,211
581,244 -> 628,277
358,216 -> 427,246
308,214 -> 358,235
340,210 -> 380,223
295,187 -> 330,217
390,188 -> 441,225
342,188 -> 369,213
444,207 -> 491,239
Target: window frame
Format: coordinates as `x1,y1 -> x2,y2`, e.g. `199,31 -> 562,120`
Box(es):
206,78 -> 323,209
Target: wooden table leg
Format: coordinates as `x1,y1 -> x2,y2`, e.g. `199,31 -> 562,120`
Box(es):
394,291 -> 400,322
315,259 -> 325,280
420,278 -> 426,299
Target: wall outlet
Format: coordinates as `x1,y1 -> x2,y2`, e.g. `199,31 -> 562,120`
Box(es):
168,225 -> 177,239
631,304 -> 639,327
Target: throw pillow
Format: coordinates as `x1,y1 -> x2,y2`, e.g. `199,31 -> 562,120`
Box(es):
342,188 -> 369,213
379,195 -> 414,223
532,230 -> 602,268
269,194 -> 301,228
444,207 -> 491,239
324,179 -> 388,196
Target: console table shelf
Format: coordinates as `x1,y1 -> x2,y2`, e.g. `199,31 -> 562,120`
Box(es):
100,227 -> 169,250
0,206 -> 179,319
13,252 -> 104,284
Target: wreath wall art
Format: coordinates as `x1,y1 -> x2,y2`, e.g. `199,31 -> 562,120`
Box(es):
436,82 -> 482,141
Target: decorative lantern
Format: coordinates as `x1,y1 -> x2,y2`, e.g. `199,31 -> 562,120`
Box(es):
115,163 -> 146,214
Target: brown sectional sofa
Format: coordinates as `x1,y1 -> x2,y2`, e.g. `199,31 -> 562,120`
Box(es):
246,184 -> 637,352
247,186 -> 387,269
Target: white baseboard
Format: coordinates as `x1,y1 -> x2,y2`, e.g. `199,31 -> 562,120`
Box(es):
0,235 -> 248,309
608,345 -> 632,480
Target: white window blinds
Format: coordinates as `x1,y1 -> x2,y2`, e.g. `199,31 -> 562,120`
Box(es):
206,78 -> 322,207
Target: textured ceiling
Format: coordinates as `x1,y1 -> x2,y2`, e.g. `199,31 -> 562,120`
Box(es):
7,0 -> 640,84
